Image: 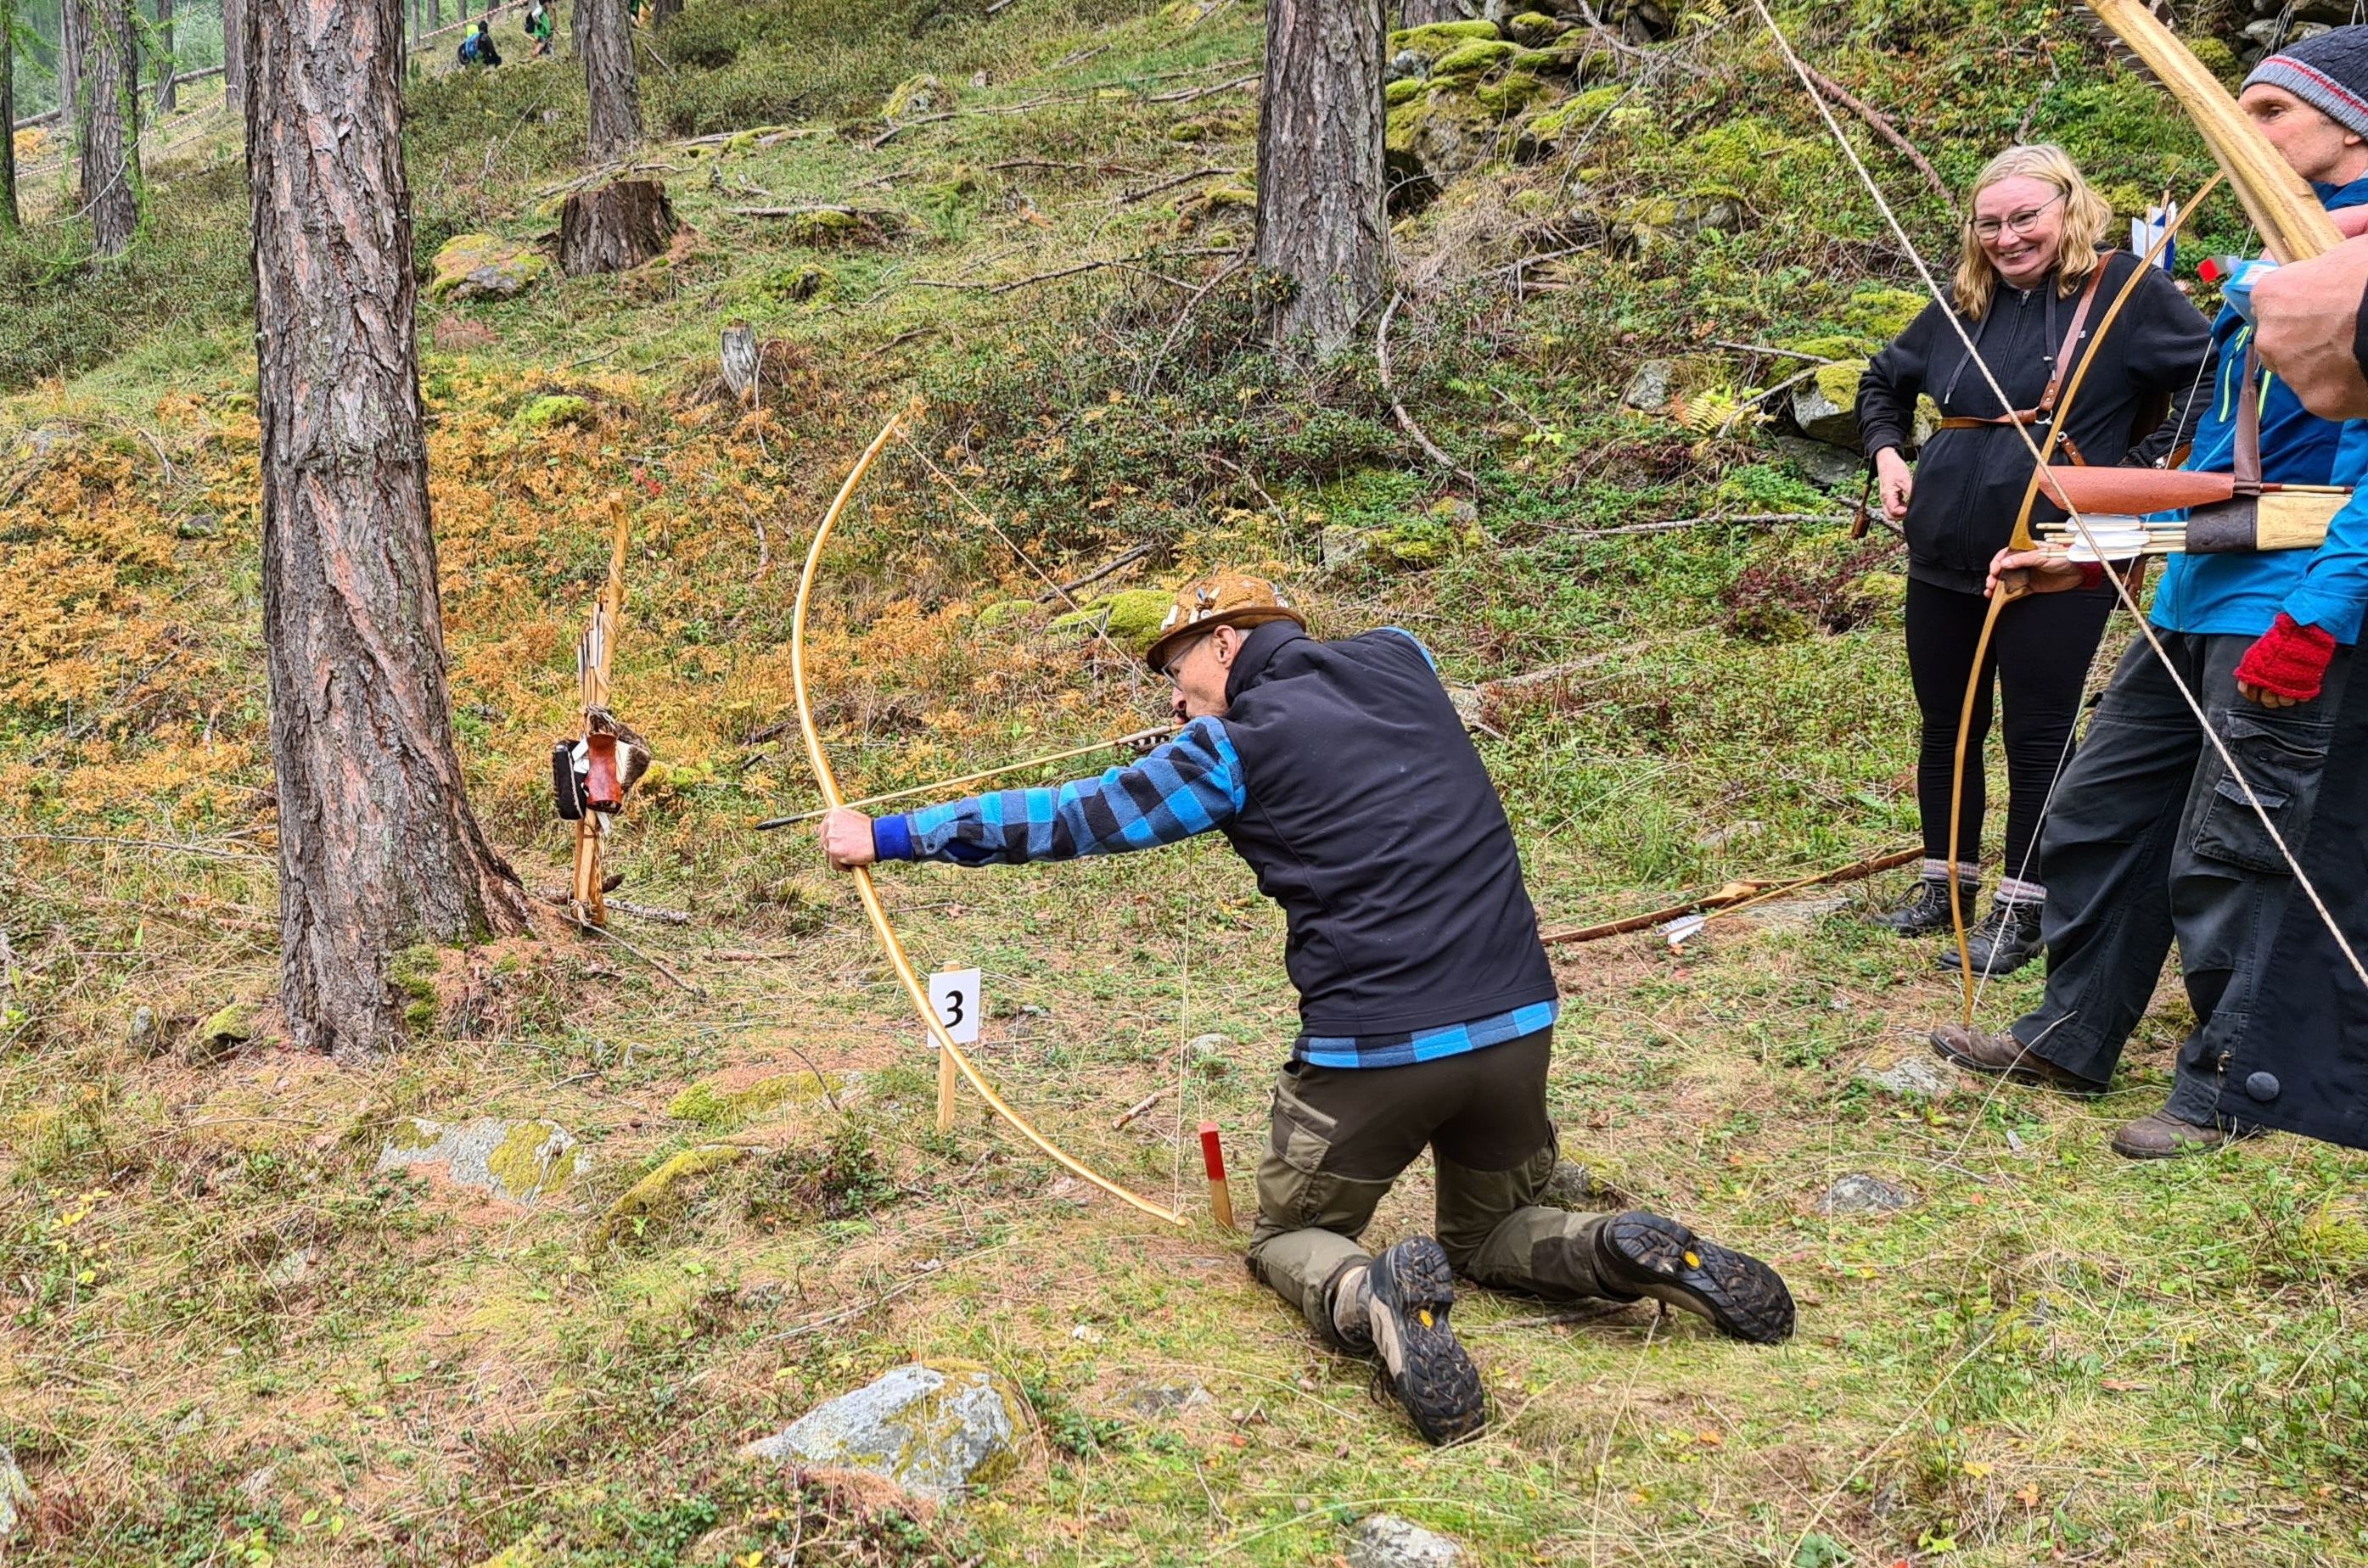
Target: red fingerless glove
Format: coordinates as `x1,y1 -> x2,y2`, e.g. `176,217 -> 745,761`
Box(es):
2234,612 -> 2338,702
2075,561 -> 2107,591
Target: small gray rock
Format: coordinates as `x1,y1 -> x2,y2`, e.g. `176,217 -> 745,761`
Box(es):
1857,1056 -> 1957,1101
375,1117 -> 588,1207
1770,433 -> 1866,489
0,1447 -> 30,1543
1349,1513 -> 1467,1568
1385,48 -> 1429,83
1788,366 -> 1864,448
743,1361 -> 1024,1504
1114,1380 -> 1214,1417
1185,1032 -> 1236,1079
1540,1159 -> 1608,1209
126,1005 -> 159,1049
1622,358 -> 1676,410
177,513 -> 221,540
1821,1173 -> 1917,1215
261,1245 -> 318,1294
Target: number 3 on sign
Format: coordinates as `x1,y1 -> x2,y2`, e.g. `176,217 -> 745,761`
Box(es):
928,967 -> 982,1046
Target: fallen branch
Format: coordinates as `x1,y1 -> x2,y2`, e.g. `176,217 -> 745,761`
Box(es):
1114,165 -> 1248,205
553,904 -> 705,995
1114,1086 -> 1170,1129
910,244 -> 1237,295
1377,290 -> 1481,491
990,157 -> 1156,177
1039,542 -> 1153,602
1711,339 -> 1841,363
1799,60 -> 1952,204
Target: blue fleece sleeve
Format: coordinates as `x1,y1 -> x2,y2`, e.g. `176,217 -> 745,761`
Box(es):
2282,420 -> 2368,644
871,717 -> 1247,865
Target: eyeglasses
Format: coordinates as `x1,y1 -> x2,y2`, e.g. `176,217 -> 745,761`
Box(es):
1160,634 -> 1209,685
1971,192 -> 2065,242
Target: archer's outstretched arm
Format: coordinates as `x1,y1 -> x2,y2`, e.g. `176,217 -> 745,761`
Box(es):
823,716 -> 1247,870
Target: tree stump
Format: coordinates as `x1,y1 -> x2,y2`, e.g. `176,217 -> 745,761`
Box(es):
559,179 -> 679,277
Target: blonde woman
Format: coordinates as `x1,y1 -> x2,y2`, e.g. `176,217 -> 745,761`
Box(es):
1855,144 -> 2208,972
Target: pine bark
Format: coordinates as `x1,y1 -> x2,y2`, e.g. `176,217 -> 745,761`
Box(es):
245,0 -> 527,1063
1398,0 -> 1464,23
574,0 -> 641,165
1254,0 -> 1389,353
1,0 -> 18,233
76,0 -> 141,257
558,176 -> 676,274
223,0 -> 244,114
59,0 -> 83,138
649,0 -> 682,27
155,0 -> 175,112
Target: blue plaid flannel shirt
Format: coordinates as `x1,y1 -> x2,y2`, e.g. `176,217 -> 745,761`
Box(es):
869,639 -> 1558,1067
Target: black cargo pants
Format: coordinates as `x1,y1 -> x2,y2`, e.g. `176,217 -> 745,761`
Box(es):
2013,631 -> 2354,1119
1243,1028 -> 1616,1341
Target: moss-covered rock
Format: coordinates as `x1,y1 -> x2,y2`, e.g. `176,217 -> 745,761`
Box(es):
1475,70 -> 1547,115
668,1071 -> 851,1128
600,1144 -> 750,1240
1525,85 -> 1622,146
1778,333 -> 1864,362
1388,20 -> 1498,59
1843,287 -> 1928,342
884,72 -> 949,121
1791,358 -> 1869,448
2299,1192 -> 2368,1263
1507,10 -> 1568,46
188,1001 -> 257,1061
1431,39 -> 1519,78
0,1445 -> 31,1545
1387,87 -> 1502,190
742,1360 -> 1026,1504
1385,76 -> 1426,106
756,262 -> 835,303
513,395 -> 594,432
975,598 -> 1038,630
429,233 -> 551,302
1050,588 -> 1172,653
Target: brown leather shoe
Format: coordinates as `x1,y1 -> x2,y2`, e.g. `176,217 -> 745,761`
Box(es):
1928,1023 -> 2104,1095
2109,1110 -> 2250,1160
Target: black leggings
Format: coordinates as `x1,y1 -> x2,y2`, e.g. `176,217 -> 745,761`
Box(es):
1906,575 -> 2115,881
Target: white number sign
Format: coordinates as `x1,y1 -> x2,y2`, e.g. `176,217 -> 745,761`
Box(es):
927,967 -> 982,1045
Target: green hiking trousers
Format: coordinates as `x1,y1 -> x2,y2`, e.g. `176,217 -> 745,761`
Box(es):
1243,1028 -> 1617,1341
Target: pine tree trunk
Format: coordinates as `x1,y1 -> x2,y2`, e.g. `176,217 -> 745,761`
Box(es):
155,0 -> 176,113
649,0 -> 682,27
76,0 -> 141,257
223,0 -> 245,114
1398,0 -> 1464,25
245,0 -> 528,1063
558,176 -> 676,274
0,0 -> 17,233
574,0 -> 642,165
1254,0 -> 1388,353
59,0 -> 84,138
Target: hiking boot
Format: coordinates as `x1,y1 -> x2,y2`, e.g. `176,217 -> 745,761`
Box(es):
1932,901 -> 2045,977
1338,1238 -> 1486,1445
1873,876 -> 1978,937
2109,1110 -> 2252,1160
1928,1022 -> 2103,1095
1592,1211 -> 1795,1344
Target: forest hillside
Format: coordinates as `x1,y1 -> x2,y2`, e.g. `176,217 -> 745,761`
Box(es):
4,0 -> 2366,1564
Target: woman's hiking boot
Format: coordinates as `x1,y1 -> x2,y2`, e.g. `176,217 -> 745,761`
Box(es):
1873,876 -> 1978,937
1331,1237 -> 1486,1446
1591,1211 -> 1795,1344
1928,1023 -> 2102,1095
1931,900 -> 2045,976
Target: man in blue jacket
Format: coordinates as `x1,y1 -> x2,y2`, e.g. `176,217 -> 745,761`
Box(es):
1931,29 -> 2368,1157
820,575 -> 1793,1444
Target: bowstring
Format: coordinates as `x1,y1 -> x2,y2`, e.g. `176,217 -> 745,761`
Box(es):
1747,0 -> 2368,995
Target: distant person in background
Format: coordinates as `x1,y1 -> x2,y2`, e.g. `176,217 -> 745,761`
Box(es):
459,19 -> 502,67
1855,143 -> 2208,975
525,0 -> 556,57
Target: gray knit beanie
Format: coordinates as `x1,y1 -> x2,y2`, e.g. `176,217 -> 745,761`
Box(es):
2245,26 -> 2368,142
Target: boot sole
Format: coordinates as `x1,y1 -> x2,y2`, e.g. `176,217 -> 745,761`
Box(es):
1930,946 -> 2040,977
1928,1031 -> 2103,1096
1368,1238 -> 1485,1446
1597,1212 -> 1795,1345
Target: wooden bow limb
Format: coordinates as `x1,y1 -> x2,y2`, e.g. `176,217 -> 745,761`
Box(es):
752,726 -> 1174,831
1941,173 -> 2221,1016
791,404 -> 1187,1228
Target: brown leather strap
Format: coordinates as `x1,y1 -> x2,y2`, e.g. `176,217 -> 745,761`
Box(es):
2236,342 -> 2263,492
2034,254 -> 2113,419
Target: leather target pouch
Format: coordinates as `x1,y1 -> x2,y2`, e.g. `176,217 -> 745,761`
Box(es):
2191,714 -> 2332,875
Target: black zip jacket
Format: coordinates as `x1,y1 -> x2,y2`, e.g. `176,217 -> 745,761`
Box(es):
1855,252 -> 2211,594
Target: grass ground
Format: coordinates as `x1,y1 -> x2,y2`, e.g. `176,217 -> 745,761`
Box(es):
3,0 -> 2365,1564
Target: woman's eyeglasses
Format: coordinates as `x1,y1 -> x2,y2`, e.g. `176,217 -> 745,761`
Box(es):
1971,192 -> 2065,242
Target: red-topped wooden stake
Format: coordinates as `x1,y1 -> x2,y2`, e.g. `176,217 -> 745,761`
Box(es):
1199,1121 -> 1236,1229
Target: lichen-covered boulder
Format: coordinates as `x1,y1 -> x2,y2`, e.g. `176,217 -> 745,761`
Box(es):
884,73 -> 950,121
1523,84 -> 1621,148
668,1072 -> 850,1128
185,1000 -> 259,1064
1386,76 -> 1427,106
975,598 -> 1038,630
1349,1514 -> 1467,1568
0,1447 -> 31,1544
600,1144 -> 749,1240
376,1117 -> 587,1207
742,1361 -> 1026,1504
429,233 -> 551,302
1821,1173 -> 1917,1215
1049,588 -> 1171,653
1507,10 -> 1568,46
1842,286 -> 1928,342
1431,39 -> 1519,78
1475,70 -> 1547,115
1790,359 -> 1868,448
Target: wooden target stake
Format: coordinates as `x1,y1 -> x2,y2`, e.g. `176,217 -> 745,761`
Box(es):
1199,1121 -> 1236,1229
